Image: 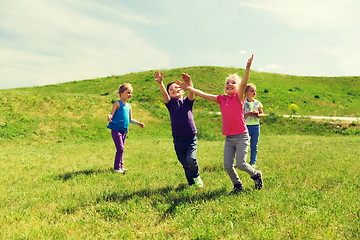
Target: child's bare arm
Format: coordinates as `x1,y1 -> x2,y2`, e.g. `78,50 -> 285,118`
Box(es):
154,70 -> 170,104
108,101 -> 120,122
238,55 -> 254,100
256,106 -> 264,118
177,80 -> 218,102
129,108 -> 145,128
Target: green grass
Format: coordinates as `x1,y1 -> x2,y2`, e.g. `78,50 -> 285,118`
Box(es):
1,136 -> 359,239
0,67 -> 359,239
0,67 -> 359,143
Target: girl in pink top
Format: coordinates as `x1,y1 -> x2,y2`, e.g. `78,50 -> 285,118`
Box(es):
177,55 -> 263,193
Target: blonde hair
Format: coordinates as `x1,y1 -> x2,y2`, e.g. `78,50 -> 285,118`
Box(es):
245,83 -> 256,92
118,83 -> 132,95
225,73 -> 241,84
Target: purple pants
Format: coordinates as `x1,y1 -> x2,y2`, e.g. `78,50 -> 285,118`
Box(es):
111,130 -> 127,170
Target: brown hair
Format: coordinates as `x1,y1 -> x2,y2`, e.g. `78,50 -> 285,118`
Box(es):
118,83 -> 132,95
166,81 -> 177,94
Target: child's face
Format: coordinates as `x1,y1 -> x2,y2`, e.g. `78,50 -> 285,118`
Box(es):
245,86 -> 257,99
120,88 -> 133,100
224,78 -> 239,95
168,83 -> 184,99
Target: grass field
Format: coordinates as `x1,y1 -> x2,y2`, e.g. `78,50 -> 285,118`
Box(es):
0,67 -> 359,239
1,135 -> 359,239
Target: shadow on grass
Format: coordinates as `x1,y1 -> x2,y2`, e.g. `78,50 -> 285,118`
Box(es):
98,184 -> 229,223
56,168 -> 112,181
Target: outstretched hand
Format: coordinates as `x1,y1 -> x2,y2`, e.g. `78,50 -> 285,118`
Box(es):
182,73 -> 193,87
246,54 -> 254,69
154,70 -> 163,83
176,79 -> 190,90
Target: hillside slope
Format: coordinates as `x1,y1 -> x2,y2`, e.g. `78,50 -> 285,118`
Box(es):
0,66 -> 359,142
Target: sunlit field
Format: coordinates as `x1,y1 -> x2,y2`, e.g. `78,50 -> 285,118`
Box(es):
1,67 -> 359,239
1,135 -> 359,239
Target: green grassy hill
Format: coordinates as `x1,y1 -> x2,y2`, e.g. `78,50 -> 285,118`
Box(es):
1,67 -> 359,239
0,66 -> 359,143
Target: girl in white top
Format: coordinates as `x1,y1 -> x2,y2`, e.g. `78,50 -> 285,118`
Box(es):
243,83 -> 264,167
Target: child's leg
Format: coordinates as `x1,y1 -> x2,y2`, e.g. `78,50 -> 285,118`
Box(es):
174,135 -> 199,185
223,136 -> 241,186
233,133 -> 257,176
247,125 -> 260,165
111,130 -> 127,170
185,135 -> 200,179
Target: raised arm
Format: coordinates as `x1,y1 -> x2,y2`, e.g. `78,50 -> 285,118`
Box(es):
154,70 -> 170,104
238,54 -> 254,101
177,80 -> 218,103
182,73 -> 194,101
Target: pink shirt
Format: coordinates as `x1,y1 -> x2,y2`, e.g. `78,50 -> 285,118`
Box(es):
217,93 -> 248,136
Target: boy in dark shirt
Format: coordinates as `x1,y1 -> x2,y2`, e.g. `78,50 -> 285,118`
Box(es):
154,70 -> 203,187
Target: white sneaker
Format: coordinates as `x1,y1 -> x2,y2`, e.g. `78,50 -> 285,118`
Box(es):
193,176 -> 204,188
121,168 -> 128,172
115,169 -> 125,174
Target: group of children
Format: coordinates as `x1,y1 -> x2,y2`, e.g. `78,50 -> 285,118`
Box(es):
107,55 -> 264,193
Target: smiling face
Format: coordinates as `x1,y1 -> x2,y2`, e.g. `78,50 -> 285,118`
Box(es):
120,87 -> 133,101
167,82 -> 184,99
224,77 -> 240,95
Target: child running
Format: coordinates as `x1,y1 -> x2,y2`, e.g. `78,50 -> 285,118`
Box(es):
177,55 -> 263,193
244,83 -> 264,167
154,70 -> 203,188
107,83 -> 144,174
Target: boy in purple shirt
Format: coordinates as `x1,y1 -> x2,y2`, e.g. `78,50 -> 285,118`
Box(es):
154,70 -> 203,187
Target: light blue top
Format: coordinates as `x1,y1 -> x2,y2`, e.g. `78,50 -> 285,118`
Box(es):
107,100 -> 130,132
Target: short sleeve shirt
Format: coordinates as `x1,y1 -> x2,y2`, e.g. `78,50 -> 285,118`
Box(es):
217,93 -> 247,135
165,97 -> 197,137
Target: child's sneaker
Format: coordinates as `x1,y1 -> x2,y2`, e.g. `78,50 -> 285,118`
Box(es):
251,171 -> 263,190
193,176 -> 203,188
230,183 -> 244,194
121,168 -> 128,172
115,169 -> 125,174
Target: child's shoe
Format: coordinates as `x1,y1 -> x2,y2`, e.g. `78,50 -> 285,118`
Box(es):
115,169 -> 125,174
193,176 -> 203,188
251,171 -> 263,190
230,183 -> 244,194
121,168 -> 128,172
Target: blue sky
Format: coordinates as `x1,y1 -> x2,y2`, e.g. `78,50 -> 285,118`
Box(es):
1,0 -> 359,89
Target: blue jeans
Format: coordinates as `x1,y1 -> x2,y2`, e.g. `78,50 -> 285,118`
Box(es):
173,134 -> 200,185
246,125 -> 260,165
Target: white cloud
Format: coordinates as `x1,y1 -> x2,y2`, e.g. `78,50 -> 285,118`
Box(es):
238,0 -> 360,29
238,50 -> 247,55
258,64 -> 283,73
0,0 -> 170,88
